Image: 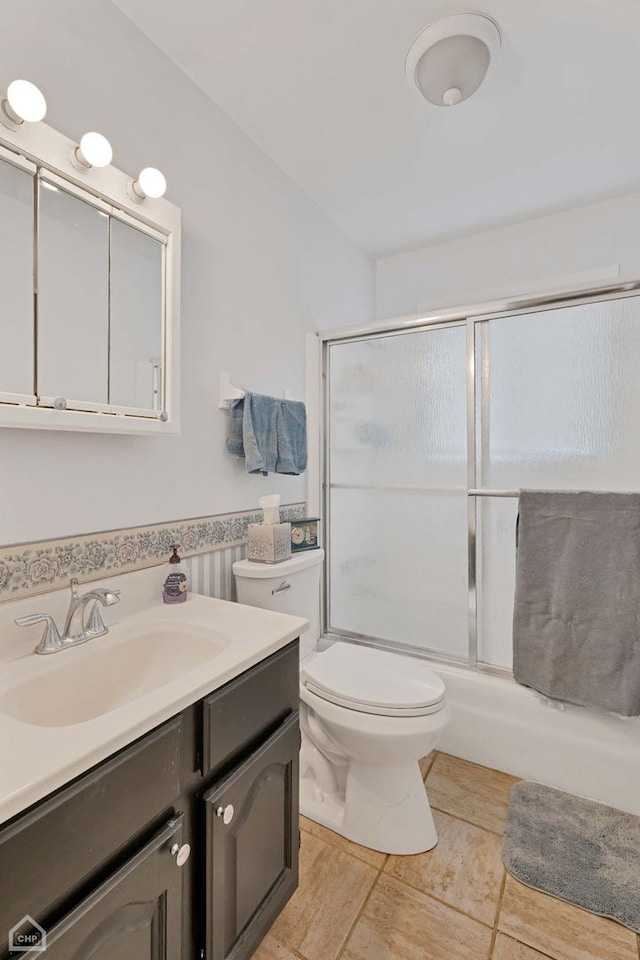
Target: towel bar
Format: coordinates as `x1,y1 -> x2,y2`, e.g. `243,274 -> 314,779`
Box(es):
218,371 -> 296,409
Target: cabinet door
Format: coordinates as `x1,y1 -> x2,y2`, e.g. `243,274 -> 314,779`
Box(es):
203,713 -> 299,960
14,817 -> 185,960
0,717 -> 182,955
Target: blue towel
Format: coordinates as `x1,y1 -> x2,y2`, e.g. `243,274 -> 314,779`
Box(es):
276,400 -> 307,474
226,393 -> 307,476
243,392 -> 280,475
226,398 -> 245,458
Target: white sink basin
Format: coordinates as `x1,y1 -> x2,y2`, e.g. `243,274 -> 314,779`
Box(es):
0,621 -> 229,727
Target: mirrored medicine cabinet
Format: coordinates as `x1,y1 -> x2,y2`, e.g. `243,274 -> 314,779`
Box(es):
0,123 -> 180,435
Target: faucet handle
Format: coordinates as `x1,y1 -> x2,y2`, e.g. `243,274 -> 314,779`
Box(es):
85,601 -> 107,635
15,613 -> 64,655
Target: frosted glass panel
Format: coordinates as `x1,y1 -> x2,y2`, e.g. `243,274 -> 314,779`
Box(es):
476,497 -> 518,669
328,326 -> 468,659
477,297 -> 640,490
0,157 -> 33,396
329,488 -> 468,657
330,327 -> 467,488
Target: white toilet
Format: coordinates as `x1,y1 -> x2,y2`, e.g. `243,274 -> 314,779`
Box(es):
233,549 -> 451,855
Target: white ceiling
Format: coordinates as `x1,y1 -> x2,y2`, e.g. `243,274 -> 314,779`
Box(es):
112,0 -> 640,257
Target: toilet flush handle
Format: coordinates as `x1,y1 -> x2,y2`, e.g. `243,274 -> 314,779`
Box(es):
272,581 -> 291,596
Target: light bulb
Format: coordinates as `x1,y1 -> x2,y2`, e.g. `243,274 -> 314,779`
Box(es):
443,87 -> 462,106
1,79 -> 47,130
7,80 -> 47,122
79,132 -> 112,168
137,167 -> 166,199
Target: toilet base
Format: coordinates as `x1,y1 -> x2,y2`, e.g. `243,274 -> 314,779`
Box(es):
300,759 -> 438,855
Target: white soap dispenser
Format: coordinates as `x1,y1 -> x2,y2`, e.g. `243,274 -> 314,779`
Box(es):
162,544 -> 188,604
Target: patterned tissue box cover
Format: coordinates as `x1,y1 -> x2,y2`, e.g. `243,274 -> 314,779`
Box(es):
247,523 -> 292,563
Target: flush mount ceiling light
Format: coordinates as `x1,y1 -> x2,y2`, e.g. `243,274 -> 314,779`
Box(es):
405,12 -> 501,107
0,79 -> 47,131
127,167 -> 167,202
70,132 -> 113,171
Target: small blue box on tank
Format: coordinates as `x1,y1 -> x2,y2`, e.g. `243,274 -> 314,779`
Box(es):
290,518 -> 320,553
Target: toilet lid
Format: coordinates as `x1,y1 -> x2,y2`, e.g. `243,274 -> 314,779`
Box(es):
301,644 -> 446,717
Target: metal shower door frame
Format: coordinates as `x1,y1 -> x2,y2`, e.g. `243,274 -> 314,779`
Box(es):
320,278 -> 640,672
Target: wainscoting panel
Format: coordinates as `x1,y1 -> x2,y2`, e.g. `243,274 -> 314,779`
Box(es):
185,545 -> 247,602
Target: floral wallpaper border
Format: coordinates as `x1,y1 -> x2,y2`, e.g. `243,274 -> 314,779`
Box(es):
0,503 -> 307,602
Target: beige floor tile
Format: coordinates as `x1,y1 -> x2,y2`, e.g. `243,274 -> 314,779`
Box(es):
493,933 -> 555,959
251,933 -> 301,960
498,875 -> 638,960
342,873 -> 492,960
270,831 -> 377,960
299,815 -> 386,868
385,809 -> 504,925
419,750 -> 437,779
426,752 -> 520,834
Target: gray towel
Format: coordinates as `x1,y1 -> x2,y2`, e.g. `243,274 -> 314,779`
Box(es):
513,490 -> 640,716
225,393 -> 307,476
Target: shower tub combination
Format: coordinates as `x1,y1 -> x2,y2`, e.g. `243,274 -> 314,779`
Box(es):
319,279 -> 640,816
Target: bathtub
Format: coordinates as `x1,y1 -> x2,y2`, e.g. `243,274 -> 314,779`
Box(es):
430,660 -> 640,815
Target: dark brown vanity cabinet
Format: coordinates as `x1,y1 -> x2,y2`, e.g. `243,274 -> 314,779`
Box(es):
0,640 -> 300,960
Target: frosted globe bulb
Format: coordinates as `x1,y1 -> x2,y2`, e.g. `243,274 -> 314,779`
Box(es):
79,132 -> 112,168
138,167 -> 166,199
6,79 -> 47,123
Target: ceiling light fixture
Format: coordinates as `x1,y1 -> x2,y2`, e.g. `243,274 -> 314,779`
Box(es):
405,12 -> 501,107
70,132 -> 113,171
0,79 -> 47,131
127,167 -> 167,202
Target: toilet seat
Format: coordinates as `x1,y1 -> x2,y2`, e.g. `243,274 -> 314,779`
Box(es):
301,643 -> 446,717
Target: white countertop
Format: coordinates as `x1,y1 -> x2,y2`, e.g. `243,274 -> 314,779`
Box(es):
0,569 -> 307,826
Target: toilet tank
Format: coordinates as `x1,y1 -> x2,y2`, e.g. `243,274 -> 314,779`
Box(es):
233,549 -> 324,659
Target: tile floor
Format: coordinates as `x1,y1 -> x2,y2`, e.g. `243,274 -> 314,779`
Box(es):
253,752 -> 640,960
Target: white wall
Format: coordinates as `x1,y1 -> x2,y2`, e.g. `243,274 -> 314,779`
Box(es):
0,0 -> 373,545
375,191 -> 640,319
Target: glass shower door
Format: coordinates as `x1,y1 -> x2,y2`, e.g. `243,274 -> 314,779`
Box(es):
474,295 -> 640,670
326,325 -> 469,659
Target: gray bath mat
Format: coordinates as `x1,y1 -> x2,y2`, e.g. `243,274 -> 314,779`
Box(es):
502,781 -> 640,933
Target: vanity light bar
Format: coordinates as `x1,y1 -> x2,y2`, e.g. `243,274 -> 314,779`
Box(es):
0,78 -> 167,200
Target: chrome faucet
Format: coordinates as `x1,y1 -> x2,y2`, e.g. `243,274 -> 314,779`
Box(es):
16,578 -> 121,655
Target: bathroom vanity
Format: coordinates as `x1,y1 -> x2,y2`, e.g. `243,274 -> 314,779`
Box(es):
0,590 -> 306,960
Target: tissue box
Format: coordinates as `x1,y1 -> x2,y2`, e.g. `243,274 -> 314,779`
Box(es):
247,523 -> 292,563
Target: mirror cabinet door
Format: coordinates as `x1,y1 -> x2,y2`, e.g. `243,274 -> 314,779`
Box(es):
0,141 -> 176,432
0,156 -> 35,399
37,180 -> 110,406
109,219 -> 164,412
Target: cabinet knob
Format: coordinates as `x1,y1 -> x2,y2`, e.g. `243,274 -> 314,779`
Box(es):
216,803 -> 234,825
169,842 -> 191,866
